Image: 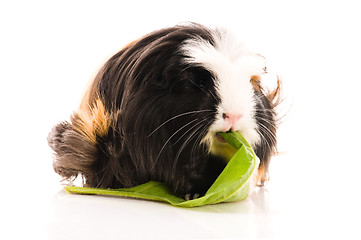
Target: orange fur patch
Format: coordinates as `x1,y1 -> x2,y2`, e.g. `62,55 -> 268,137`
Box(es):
267,76 -> 282,107
250,75 -> 262,92
123,40 -> 138,49
256,164 -> 268,186
73,98 -> 111,144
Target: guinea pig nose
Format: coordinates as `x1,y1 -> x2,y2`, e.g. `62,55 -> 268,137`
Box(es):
222,113 -> 242,122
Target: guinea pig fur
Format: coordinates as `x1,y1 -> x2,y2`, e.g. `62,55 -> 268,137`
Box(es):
48,23 -> 281,199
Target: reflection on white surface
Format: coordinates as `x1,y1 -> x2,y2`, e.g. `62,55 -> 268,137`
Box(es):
50,185 -> 274,239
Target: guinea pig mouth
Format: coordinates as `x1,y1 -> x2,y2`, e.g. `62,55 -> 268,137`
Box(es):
215,132 -> 227,143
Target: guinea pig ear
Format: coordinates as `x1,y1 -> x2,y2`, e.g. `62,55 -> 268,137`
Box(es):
267,75 -> 282,108
250,74 -> 282,108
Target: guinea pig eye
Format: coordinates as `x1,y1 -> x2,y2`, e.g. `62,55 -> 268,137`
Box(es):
197,78 -> 206,88
185,66 -> 213,90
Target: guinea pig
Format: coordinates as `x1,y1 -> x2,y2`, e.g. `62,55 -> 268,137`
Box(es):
48,23 -> 281,199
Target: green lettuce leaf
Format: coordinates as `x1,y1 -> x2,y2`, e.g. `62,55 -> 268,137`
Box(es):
65,132 -> 257,207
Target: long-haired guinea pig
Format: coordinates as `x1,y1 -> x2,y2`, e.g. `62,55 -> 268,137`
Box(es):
48,23 -> 281,199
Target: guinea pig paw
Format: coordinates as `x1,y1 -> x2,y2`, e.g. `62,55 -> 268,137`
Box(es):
184,193 -> 200,201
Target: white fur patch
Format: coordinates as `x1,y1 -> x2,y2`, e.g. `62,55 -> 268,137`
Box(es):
181,28 -> 266,152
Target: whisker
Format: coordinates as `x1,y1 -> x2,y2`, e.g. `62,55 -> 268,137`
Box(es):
255,128 -> 272,154
257,122 -> 277,143
147,109 -> 213,137
254,111 -> 277,119
258,123 -> 276,140
171,113 -> 213,146
254,109 -> 277,115
188,120 -> 211,160
255,116 -> 277,128
191,126 -> 209,159
151,118 -> 198,170
172,120 -> 206,169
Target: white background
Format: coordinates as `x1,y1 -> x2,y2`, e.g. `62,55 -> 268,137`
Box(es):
1,0 -> 361,239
